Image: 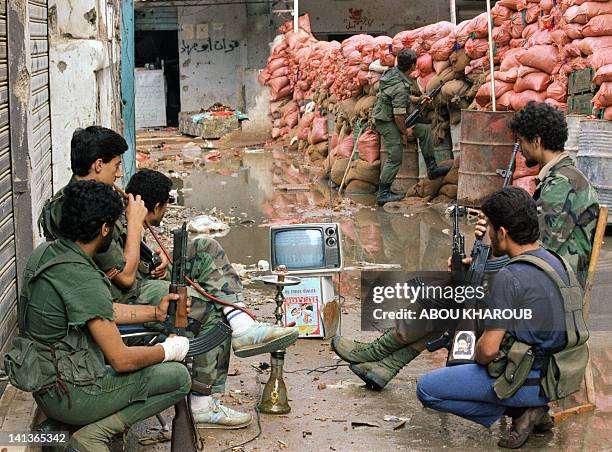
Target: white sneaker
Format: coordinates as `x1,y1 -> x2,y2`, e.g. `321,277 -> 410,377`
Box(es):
191,398 -> 252,429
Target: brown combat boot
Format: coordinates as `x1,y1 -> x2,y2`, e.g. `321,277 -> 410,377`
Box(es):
498,406 -> 551,449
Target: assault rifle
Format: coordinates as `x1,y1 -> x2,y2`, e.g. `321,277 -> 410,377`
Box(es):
404,84 -> 443,128
450,203 -> 466,283
140,240 -> 162,274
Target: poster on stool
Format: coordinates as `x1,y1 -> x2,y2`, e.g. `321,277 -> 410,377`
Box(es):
283,277 -> 323,337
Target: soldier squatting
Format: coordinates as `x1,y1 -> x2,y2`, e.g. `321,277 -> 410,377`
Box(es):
2,99 -> 600,448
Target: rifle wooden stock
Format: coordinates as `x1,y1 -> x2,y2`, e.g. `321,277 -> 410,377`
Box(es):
175,286 -> 189,329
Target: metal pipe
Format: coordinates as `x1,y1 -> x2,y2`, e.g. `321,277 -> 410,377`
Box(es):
485,0 -> 496,111
450,0 -> 457,25
293,0 -> 299,32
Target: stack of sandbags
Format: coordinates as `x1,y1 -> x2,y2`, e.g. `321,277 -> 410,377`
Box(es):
434,158 -> 460,202
511,152 -> 540,195
344,129 -> 382,194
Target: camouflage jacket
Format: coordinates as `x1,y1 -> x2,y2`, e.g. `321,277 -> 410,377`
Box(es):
372,67 -> 420,122
534,154 -> 599,284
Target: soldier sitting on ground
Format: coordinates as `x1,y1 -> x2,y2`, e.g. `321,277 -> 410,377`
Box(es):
38,127 -> 298,428
5,181 -> 193,451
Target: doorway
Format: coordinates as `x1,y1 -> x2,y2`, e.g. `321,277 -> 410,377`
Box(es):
135,31 -> 181,126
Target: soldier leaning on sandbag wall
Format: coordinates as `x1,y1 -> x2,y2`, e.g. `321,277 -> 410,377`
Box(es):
373,49 -> 452,206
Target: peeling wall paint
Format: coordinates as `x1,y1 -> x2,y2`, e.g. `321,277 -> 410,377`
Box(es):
49,0 -> 122,192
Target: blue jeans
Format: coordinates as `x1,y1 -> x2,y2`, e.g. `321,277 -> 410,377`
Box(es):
416,364 -> 549,427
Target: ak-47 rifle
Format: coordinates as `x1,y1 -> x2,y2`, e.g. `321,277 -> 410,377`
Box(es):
405,84 -> 443,129
451,203 -> 466,281
426,141 -> 520,360
169,223 -> 200,452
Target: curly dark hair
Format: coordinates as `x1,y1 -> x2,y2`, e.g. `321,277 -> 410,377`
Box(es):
60,180 -> 124,243
482,187 -> 540,245
125,169 -> 172,212
397,49 -> 418,71
509,101 -> 567,152
71,126 -> 128,176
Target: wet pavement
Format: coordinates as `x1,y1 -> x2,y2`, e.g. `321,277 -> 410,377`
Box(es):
133,129 -> 612,451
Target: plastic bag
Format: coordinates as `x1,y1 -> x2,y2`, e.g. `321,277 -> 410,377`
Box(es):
582,14 -> 612,37
517,45 -> 559,74
593,64 -> 612,84
593,81 -> 612,108
515,72 -> 551,92
358,129 -> 381,164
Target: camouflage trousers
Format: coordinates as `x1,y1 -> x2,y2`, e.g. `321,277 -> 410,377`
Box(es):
128,237 -> 243,394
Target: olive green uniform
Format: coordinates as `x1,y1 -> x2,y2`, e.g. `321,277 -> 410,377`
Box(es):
372,67 -> 435,185
4,239 -> 191,450
38,181 -> 240,394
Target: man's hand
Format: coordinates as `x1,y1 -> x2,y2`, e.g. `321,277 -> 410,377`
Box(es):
405,126 -> 414,138
474,213 -> 488,240
421,95 -> 432,105
126,194 -> 148,227
447,255 -> 473,271
151,248 -> 169,279
155,293 -> 191,322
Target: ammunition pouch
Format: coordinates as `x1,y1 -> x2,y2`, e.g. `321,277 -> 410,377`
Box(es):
489,338 -> 535,399
541,342 -> 589,401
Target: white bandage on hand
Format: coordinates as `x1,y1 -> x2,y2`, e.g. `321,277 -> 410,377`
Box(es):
160,336 -> 190,362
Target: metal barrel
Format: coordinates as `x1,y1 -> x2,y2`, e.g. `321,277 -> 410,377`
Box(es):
457,110 -> 516,207
386,140 -> 419,192
565,114 -> 585,162
418,132 -> 454,180
576,119 -> 612,223
451,123 -> 461,161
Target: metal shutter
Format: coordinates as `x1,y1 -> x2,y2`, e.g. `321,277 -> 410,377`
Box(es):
29,0 -> 52,217
0,0 -> 18,351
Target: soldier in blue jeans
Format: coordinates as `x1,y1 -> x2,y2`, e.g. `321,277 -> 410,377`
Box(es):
417,188 -> 588,449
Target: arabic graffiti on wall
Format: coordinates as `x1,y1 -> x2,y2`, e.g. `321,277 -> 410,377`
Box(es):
180,38 -> 240,56
344,8 -> 374,31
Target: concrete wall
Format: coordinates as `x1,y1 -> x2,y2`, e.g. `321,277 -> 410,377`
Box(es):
140,0 -> 452,133
49,0 -> 122,192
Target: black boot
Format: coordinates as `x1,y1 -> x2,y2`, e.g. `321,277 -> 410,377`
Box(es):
377,183 -> 405,206
424,155 -> 451,179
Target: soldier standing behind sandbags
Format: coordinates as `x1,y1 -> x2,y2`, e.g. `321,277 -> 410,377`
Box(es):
373,49 -> 451,206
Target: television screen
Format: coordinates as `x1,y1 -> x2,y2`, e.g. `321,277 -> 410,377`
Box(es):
273,228 -> 325,270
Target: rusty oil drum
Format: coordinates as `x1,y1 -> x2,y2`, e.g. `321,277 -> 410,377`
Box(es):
458,110 -> 516,207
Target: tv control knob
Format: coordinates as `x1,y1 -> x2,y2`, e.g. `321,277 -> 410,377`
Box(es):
326,237 -> 336,247
325,227 -> 336,236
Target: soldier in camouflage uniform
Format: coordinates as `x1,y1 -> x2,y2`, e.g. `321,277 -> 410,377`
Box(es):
38,128 -> 298,428
373,48 -> 451,206
331,102 -> 600,392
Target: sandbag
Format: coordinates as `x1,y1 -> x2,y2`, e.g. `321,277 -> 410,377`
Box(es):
441,79 -> 471,103
465,38 -> 489,59
546,77 -> 568,102
604,106 -> 612,120
527,30 -> 553,46
510,90 -> 547,110
308,115 -> 328,145
442,159 -> 460,185
338,98 -> 358,119
468,13 -> 490,38
336,134 -> 355,158
498,91 -> 515,110
417,53 -> 434,75
514,72 -> 551,93
476,81 -> 514,106
346,159 -> 381,186
588,47 -> 612,69
577,36 -> 612,55
439,184 -> 458,199
516,45 -> 559,74
433,59 -> 451,74
431,36 -> 456,61
406,176 -> 445,198
450,49 -> 471,74
564,22 -> 585,40
513,152 -> 539,179
493,22 -> 513,46
354,96 -> 377,117
500,48 -> 527,71
270,85 -> 293,101
426,67 -> 455,92
572,2 -> 612,25
496,67 -> 519,83
492,4 -> 513,25
544,98 -> 568,112
593,81 -> 612,108
358,129 -> 381,164
497,0 -> 527,10
268,76 -> 290,92
551,29 -> 571,47
452,20 -> 472,46
512,175 -> 537,195
582,14 -> 612,37
345,179 -> 378,194
330,157 -> 350,186
594,64 -> 612,84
